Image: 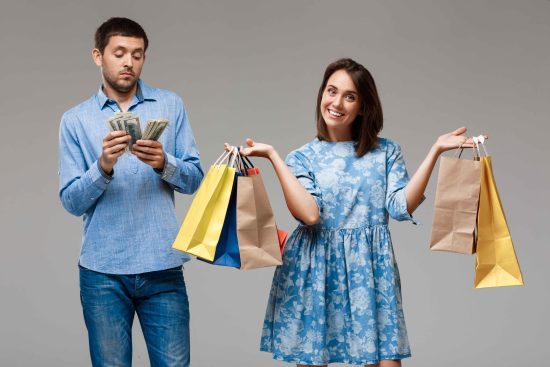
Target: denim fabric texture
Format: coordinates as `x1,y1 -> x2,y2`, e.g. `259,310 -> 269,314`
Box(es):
58,80 -> 204,274
80,265 -> 190,367
260,138 -> 417,365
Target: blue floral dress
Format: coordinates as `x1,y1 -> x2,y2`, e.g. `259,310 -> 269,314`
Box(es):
260,138 -> 417,365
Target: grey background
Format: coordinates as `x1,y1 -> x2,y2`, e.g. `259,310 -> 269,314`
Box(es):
0,0 -> 548,366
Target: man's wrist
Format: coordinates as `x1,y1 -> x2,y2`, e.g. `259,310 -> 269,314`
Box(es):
99,157 -> 114,177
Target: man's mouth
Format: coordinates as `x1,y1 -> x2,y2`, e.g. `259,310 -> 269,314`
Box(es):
329,109 -> 344,117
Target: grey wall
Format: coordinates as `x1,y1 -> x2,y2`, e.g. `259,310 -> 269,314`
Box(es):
1,0 -> 548,366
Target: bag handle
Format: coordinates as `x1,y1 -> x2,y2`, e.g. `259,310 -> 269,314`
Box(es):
213,146 -> 240,170
237,147 -> 257,176
214,150 -> 232,166
455,139 -> 479,160
473,136 -> 489,157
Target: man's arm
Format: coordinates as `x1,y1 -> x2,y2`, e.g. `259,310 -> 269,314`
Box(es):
132,97 -> 203,194
58,114 -> 129,216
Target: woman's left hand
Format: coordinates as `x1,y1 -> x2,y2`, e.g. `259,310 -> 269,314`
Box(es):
434,127 -> 487,154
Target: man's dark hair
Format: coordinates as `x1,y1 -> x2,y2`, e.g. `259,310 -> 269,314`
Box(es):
316,58 -> 383,157
95,17 -> 148,54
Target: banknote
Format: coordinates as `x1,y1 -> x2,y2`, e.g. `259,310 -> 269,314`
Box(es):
105,112 -> 169,153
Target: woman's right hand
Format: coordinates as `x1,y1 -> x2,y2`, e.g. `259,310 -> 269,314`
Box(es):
226,138 -> 320,225
238,138 -> 276,160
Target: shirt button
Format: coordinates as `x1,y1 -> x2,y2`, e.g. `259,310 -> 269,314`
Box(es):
105,180 -> 110,184
90,198 -> 95,201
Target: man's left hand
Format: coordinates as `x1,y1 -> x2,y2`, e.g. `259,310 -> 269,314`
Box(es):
132,140 -> 166,170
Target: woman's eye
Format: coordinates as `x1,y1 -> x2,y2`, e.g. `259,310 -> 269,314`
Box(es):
327,89 -> 336,96
345,95 -> 356,102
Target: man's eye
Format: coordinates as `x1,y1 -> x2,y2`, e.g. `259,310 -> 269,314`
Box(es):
114,53 -> 123,58
133,53 -> 143,60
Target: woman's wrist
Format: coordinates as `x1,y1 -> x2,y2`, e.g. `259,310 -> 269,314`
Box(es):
267,147 -> 280,162
431,142 -> 444,157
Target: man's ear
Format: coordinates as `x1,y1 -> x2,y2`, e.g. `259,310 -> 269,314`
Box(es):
92,48 -> 102,67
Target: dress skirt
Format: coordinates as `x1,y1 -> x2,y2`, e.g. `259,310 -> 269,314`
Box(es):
260,225 -> 411,366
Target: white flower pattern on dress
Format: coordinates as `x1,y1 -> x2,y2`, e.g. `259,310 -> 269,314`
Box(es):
260,138 -> 417,365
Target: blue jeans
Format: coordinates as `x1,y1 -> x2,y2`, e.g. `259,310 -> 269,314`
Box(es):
79,265 -> 190,367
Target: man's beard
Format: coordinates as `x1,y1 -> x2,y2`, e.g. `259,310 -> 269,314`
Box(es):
103,70 -> 138,94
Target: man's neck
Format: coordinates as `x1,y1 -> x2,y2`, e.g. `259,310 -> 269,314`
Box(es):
102,81 -> 138,112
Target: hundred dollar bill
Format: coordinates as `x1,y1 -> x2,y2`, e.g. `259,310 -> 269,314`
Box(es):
150,119 -> 169,141
123,115 -> 142,151
142,119 -> 156,140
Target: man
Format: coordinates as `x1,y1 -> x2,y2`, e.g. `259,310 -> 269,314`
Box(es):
58,17 -> 203,366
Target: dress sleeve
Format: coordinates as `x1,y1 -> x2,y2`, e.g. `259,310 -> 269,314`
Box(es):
385,141 -> 420,224
285,150 -> 323,220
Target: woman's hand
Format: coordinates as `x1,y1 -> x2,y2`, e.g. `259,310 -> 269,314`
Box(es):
237,138 -> 276,160
225,138 -> 320,225
434,127 -> 475,154
434,127 -> 489,154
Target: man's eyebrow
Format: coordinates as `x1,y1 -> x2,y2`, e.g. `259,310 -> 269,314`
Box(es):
111,46 -> 144,53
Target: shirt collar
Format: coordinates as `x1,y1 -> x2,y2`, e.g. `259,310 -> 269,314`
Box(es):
96,79 -> 157,110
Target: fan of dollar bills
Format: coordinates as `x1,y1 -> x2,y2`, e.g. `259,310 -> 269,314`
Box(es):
106,112 -> 169,151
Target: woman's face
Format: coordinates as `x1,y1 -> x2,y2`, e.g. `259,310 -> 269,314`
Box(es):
320,69 -> 361,139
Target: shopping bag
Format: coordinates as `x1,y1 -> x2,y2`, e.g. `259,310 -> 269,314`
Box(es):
199,172 -> 242,268
236,156 -> 283,270
474,143 -> 523,288
277,228 -> 288,255
172,150 -> 238,261
430,147 -> 481,254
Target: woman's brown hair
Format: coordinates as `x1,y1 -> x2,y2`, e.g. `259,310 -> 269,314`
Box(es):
316,58 -> 383,157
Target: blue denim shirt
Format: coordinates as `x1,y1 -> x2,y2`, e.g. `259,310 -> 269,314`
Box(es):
59,80 -> 204,274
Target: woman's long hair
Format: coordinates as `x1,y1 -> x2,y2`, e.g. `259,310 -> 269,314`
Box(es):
316,58 -> 383,157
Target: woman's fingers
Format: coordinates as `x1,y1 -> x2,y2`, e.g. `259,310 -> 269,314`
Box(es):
452,126 -> 467,136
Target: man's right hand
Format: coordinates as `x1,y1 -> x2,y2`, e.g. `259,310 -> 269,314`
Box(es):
100,131 -> 131,175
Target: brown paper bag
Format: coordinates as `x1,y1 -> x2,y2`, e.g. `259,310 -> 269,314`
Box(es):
430,153 -> 481,254
474,156 -> 523,288
236,169 -> 283,270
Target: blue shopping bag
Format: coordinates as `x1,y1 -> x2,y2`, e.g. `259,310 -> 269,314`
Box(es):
200,172 -> 241,268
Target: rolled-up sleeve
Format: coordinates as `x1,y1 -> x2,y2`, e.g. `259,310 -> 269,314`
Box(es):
385,141 -> 419,224
285,150 -> 323,222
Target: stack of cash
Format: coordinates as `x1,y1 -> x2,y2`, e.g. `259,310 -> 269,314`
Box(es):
106,112 -> 169,151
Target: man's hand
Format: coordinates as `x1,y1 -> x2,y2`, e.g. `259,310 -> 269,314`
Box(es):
132,140 -> 166,170
100,131 -> 131,174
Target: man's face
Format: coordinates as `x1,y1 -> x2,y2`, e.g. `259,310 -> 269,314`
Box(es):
93,35 -> 145,94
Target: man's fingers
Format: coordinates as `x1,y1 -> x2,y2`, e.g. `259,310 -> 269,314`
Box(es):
132,149 -> 161,159
105,143 -> 128,155
104,135 -> 130,148
132,145 -> 162,155
135,139 -> 162,147
104,131 -> 129,142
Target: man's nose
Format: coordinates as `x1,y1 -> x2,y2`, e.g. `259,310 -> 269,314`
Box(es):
124,54 -> 133,68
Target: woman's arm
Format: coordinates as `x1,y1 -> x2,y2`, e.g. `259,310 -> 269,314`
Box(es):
228,139 -> 320,225
405,127 -> 477,214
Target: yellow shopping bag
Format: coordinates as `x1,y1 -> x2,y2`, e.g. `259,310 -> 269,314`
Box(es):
474,149 -> 523,288
172,150 -> 237,261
